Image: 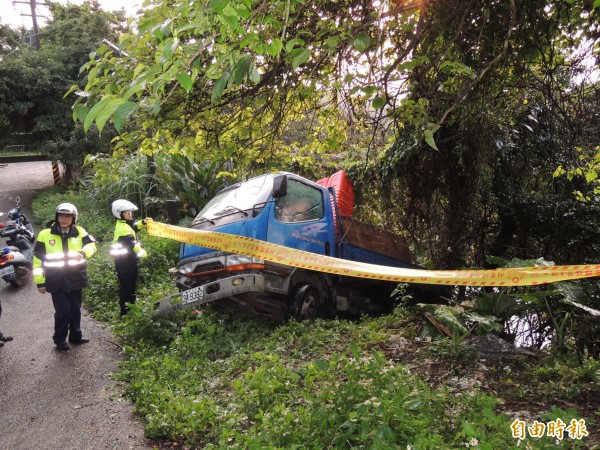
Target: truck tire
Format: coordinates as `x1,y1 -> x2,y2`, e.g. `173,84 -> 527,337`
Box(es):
292,284 -> 322,321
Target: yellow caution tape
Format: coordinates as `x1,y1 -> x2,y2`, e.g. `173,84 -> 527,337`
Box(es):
147,220 -> 600,287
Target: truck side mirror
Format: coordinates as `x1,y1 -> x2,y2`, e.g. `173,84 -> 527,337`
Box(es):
165,200 -> 179,223
272,174 -> 288,198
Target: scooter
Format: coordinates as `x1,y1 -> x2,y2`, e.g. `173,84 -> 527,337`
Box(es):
0,197 -> 35,288
3,196 -> 35,244
0,246 -> 32,287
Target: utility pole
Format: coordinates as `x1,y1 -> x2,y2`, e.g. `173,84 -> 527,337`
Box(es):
29,0 -> 40,49
13,0 -> 41,49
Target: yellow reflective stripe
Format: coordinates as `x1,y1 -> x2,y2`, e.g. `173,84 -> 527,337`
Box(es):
46,253 -> 65,260
43,253 -> 84,266
44,261 -> 65,268
111,242 -> 132,256
67,260 -> 86,266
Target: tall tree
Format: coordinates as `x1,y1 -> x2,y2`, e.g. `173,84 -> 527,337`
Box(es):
0,24 -> 30,135
373,0 -> 600,268
0,1 -> 127,183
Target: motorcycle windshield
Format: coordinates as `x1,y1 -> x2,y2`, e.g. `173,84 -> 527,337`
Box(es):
180,174 -> 275,261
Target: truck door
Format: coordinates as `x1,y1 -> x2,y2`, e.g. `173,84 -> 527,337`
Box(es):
267,178 -> 334,256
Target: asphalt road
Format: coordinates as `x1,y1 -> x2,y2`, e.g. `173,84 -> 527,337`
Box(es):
0,161 -> 153,450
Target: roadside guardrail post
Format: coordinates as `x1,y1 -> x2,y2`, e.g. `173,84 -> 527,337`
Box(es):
52,161 -> 61,185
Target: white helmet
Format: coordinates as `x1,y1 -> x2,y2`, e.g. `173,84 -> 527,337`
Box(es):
55,203 -> 78,223
111,199 -> 138,219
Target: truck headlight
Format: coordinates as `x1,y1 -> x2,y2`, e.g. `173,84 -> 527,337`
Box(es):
225,255 -> 263,267
177,261 -> 197,275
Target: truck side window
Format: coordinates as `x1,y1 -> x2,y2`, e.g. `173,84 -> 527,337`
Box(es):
275,180 -> 324,223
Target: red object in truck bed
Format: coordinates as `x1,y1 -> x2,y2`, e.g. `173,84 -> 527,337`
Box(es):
316,170 -> 354,217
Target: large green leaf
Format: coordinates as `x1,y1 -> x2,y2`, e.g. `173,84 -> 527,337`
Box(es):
73,104 -> 89,122
95,98 -> 128,133
424,129 -> 439,151
212,73 -> 229,102
83,97 -> 110,133
232,56 -> 251,84
361,86 -> 378,96
285,39 -> 302,54
473,290 -> 521,320
291,49 -> 310,70
162,38 -> 177,59
249,67 -> 260,84
210,0 -> 229,13
63,84 -> 79,99
266,38 -> 283,58
123,82 -> 147,99
113,101 -> 138,133
352,32 -> 371,52
325,36 -> 340,52
237,4 -> 251,19
372,97 -> 386,109
84,66 -> 99,91
176,73 -> 194,93
222,6 -> 240,30
585,169 -> 597,183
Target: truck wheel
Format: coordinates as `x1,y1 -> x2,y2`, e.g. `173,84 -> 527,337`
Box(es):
293,284 -> 321,321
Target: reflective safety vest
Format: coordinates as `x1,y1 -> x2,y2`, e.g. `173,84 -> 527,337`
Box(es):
111,219 -> 147,260
33,223 -> 96,292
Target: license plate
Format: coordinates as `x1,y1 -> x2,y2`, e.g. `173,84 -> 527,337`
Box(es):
181,285 -> 204,305
0,265 -> 15,277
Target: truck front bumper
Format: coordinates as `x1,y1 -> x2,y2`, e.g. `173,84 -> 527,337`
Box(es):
155,273 -> 266,316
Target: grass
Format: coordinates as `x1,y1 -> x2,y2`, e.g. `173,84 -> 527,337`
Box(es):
0,150 -> 44,158
32,189 -> 599,450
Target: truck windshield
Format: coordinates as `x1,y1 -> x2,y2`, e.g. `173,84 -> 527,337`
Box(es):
193,174 -> 274,222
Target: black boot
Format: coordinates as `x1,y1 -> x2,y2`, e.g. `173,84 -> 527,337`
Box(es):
56,341 -> 70,351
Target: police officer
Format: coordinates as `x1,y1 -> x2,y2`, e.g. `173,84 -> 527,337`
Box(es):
33,203 -> 96,351
110,199 -> 148,316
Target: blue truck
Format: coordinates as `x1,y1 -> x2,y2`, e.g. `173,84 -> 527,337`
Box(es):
156,171 -> 442,320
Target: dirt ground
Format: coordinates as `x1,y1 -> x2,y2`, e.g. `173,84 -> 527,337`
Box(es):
0,161 -> 155,450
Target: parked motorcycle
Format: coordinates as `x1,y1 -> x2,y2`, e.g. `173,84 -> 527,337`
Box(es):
0,196 -> 35,287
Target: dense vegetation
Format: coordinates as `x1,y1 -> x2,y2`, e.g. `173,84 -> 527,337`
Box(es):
6,0 -> 600,447
31,178 -> 599,449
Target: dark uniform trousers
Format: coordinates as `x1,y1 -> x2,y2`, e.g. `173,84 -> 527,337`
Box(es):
116,260 -> 138,316
50,290 -> 83,344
